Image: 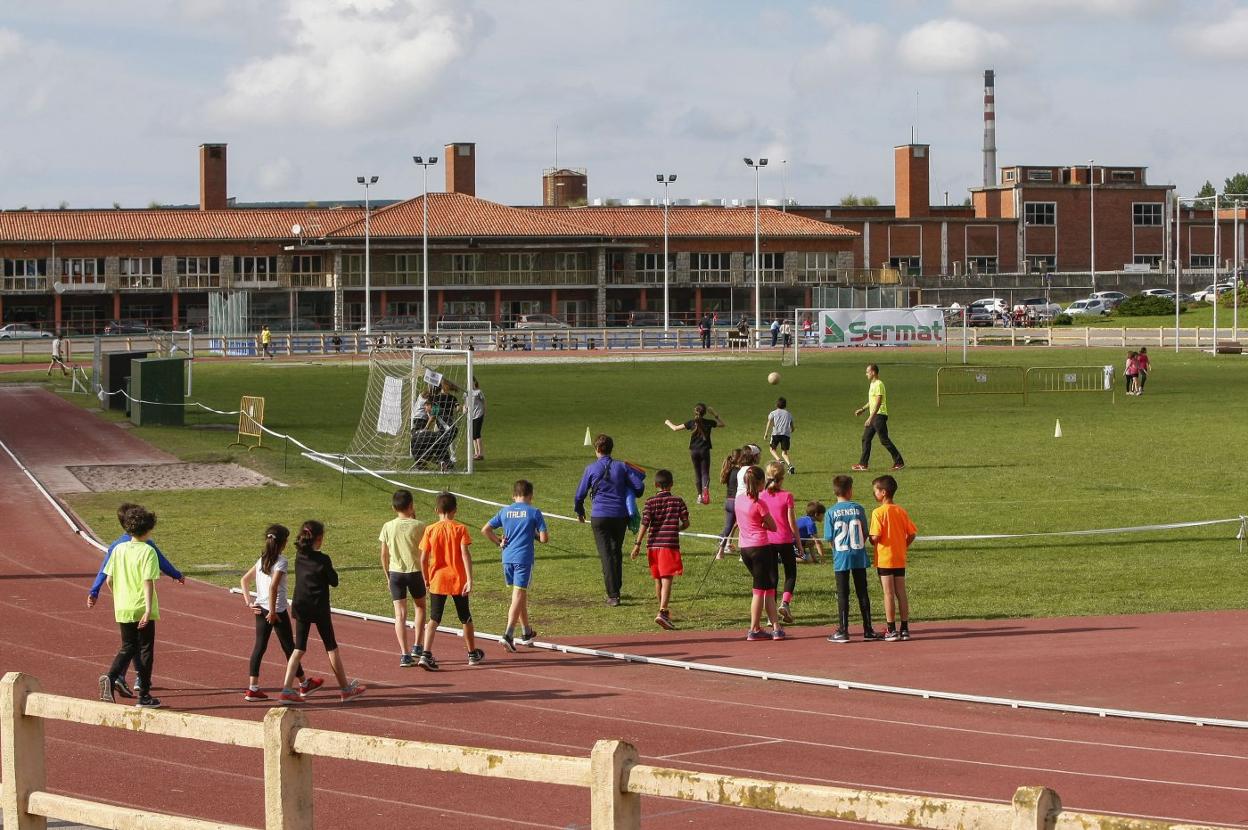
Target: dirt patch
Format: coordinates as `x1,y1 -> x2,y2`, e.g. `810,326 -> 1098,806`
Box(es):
66,462 -> 282,492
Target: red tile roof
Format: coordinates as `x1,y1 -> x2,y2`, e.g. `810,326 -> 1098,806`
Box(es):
549,205 -> 859,238
0,208 -> 360,243
326,192 -> 598,239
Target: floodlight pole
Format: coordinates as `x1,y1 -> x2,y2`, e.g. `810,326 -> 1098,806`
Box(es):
1214,193 -> 1220,344
357,175 -> 378,335
657,173 -> 677,332
1089,160 -> 1096,293
744,157 -> 768,346
1175,195 -> 1182,353
413,155 -> 439,338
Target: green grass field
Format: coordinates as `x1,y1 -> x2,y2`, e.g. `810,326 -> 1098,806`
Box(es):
6,345 -> 1247,638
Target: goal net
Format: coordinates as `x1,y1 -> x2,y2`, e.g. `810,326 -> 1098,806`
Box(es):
341,347 -> 474,474
936,365 -> 1025,405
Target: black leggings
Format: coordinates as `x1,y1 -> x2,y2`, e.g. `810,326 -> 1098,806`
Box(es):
428,593 -> 472,624
740,545 -> 778,591
775,543 -> 797,598
108,621 -> 155,695
293,606 -> 338,651
835,568 -> 873,632
249,610 -> 305,678
690,449 -> 712,494
720,497 -> 737,548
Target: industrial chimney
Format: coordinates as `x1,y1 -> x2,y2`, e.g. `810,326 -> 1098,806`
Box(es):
982,70 -> 997,188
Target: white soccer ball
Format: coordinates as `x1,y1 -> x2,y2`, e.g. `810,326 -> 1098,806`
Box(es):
767,372 -> 780,385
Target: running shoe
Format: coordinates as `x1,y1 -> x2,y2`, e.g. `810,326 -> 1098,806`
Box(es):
277,689 -> 304,704
827,630 -> 851,643
778,603 -> 794,624
519,629 -> 537,646
135,695 -> 163,709
884,629 -> 902,642
243,689 -> 270,702
419,652 -> 440,671
98,674 -> 115,703
410,644 -> 425,659
299,677 -> 324,696
746,628 -> 768,641
900,628 -> 912,641
771,627 -> 787,641
112,677 -> 135,699
863,629 -> 883,642
339,681 -> 366,703
701,487 -> 710,505
500,632 -> 517,653
851,464 -> 868,472
467,649 -> 485,666
788,465 -> 796,475
655,611 -> 675,630
399,654 -> 416,668
891,462 -> 906,471
606,596 -> 621,607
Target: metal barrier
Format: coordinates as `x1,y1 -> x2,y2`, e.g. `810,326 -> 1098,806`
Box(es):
936,365 -> 1026,405
1,673 -> 1234,829
1025,366 -> 1116,403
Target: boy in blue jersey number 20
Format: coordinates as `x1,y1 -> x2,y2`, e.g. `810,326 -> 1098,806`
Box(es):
824,475 -> 880,643
483,479 -> 549,652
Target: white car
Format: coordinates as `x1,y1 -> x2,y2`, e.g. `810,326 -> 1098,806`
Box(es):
0,323 -> 52,339
1191,284 -> 1234,303
969,297 -> 1009,315
1016,297 -> 1062,317
1064,299 -> 1108,317
1089,291 -> 1127,309
1139,288 -> 1175,298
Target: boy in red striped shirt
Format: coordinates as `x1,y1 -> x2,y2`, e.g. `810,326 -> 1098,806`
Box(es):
631,469 -> 689,630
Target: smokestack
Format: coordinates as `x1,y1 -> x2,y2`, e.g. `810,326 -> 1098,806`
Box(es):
982,70 -> 997,188
199,143 -> 227,211
444,142 -> 476,197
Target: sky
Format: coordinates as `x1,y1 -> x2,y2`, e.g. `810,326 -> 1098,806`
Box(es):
2,0 -> 1248,210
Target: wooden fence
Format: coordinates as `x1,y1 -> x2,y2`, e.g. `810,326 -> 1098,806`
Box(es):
0,673 -> 1235,830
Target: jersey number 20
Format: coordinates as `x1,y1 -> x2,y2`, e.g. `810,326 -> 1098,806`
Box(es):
834,519 -> 865,552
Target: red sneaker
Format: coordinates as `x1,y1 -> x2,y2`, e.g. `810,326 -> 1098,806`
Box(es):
339,681 -> 367,703
243,688 -> 269,702
298,677 -> 324,696
700,487 -> 710,505
277,690 -> 303,704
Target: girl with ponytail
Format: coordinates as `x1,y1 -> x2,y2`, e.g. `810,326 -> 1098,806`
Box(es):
664,402 -> 725,506
240,524 -> 321,701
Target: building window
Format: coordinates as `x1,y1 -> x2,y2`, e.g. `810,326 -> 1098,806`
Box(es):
553,252 -> 587,274
1111,170 -> 1137,182
1023,202 -> 1056,226
1132,255 -> 1162,268
234,256 -> 278,281
1190,255 -> 1215,268
2,258 -> 46,291
387,254 -> 422,286
690,253 -> 731,283
291,254 -> 325,288
443,300 -> 487,319
744,252 -> 784,283
1002,170 -> 1017,183
119,257 -> 162,288
1026,169 -> 1054,182
966,256 -> 998,274
802,253 -> 837,282
61,258 -> 105,285
1026,255 -> 1057,271
1132,203 -> 1163,227
887,256 -> 920,275
176,256 -> 221,288
634,253 -> 675,284
450,254 -> 482,275
502,253 -> 537,273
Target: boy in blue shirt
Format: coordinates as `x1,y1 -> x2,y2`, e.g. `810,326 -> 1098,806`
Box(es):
796,501 -> 825,563
87,502 -> 184,697
823,476 -> 879,643
483,480 -> 549,652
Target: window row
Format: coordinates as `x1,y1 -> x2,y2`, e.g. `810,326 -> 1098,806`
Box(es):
1022,201 -> 1166,227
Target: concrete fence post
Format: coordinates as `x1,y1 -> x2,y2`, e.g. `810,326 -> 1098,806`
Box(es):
589,739 -> 640,830
1,672 -> 46,830
1010,785 -> 1060,830
263,707 -> 313,830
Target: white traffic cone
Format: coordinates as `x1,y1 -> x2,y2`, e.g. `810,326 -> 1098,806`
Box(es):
1054,419 -> 1063,439
584,427 -> 593,447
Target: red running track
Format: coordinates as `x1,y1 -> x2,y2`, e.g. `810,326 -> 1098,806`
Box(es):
1,387 -> 1246,829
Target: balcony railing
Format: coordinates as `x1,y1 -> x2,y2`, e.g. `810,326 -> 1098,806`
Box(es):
1,276 -> 48,292
117,275 -> 166,290
341,269 -> 598,288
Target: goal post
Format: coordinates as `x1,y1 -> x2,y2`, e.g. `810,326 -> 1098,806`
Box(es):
936,365 -> 1026,406
1025,365 -> 1116,403
792,307 -> 953,365
341,347 -> 474,474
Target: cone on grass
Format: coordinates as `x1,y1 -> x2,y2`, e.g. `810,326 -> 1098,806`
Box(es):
584,427 -> 593,447
1054,419 -> 1063,439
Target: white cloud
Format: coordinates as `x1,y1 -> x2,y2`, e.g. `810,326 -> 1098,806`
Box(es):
950,0 -> 1164,20
1180,7 -> 1248,60
899,19 -> 1009,73
210,0 -> 484,127
256,156 -> 297,192
806,7 -> 888,68
0,28 -> 23,60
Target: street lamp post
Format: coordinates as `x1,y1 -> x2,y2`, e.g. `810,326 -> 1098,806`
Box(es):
413,155 -> 439,338
744,157 -> 768,346
356,175 -> 379,335
1089,160 -> 1096,293
656,173 -> 677,331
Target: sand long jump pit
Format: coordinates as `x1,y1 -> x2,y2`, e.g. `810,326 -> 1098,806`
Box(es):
66,462 -> 283,492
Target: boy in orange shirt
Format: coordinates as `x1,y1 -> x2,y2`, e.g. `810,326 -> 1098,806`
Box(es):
868,475 -> 916,642
418,492 -> 481,669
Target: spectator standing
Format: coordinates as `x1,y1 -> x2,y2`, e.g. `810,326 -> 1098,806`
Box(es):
574,434 -> 646,606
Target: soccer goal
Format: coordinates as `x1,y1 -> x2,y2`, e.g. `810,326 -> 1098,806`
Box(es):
936,365 -> 1026,406
330,347 -> 474,475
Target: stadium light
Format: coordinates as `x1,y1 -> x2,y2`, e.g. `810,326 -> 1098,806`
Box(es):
1089,160 -> 1096,293
413,155 -> 440,337
357,175 -> 379,335
744,157 -> 769,342
657,173 -> 677,332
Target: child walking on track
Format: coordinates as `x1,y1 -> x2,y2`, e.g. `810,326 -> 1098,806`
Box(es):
664,402 -> 725,505
419,493 -> 482,668
735,465 -> 780,640
88,502 -> 184,700
97,506 -> 164,709
825,476 -> 879,643
278,521 -> 366,703
869,475 -> 917,641
631,469 -> 689,630
759,462 -> 800,624
483,480 -> 549,652
765,398 -> 796,474
240,525 -> 323,701
380,489 -> 428,667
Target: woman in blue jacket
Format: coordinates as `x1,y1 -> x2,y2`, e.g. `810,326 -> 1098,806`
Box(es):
574,434 -> 646,606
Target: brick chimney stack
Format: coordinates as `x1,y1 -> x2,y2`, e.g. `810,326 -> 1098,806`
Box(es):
894,144 -> 930,219
199,143 -> 228,210
444,142 -> 476,197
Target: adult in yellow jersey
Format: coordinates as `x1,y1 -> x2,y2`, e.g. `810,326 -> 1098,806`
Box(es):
851,364 -> 904,472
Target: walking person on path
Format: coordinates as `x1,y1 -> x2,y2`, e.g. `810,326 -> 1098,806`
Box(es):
664,402 -> 725,505
852,363 -> 904,472
698,314 -> 712,349
47,332 -> 69,377
574,434 -> 646,606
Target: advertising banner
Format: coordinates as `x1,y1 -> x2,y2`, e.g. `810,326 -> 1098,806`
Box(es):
818,308 -> 946,348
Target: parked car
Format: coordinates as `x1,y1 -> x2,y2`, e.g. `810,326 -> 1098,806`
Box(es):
0,323 -> 52,339
626,311 -> 663,327
1191,283 -> 1235,303
1017,297 -> 1062,318
102,320 -> 152,335
1089,291 -> 1127,309
966,305 -> 998,327
1064,299 -> 1109,317
514,313 -> 569,329
969,297 -> 1008,315
1139,288 -> 1175,299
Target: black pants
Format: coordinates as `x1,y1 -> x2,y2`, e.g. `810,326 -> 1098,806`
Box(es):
860,414 -> 903,466
249,610 -> 305,678
700,330 -> 710,349
690,449 -> 712,494
108,621 -> 155,695
835,568 -> 873,632
775,543 -> 797,598
428,593 -> 472,624
591,516 -> 628,599
720,497 -> 736,549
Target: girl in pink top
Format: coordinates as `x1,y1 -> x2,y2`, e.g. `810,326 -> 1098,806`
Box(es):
734,465 -> 780,640
759,462 -> 800,625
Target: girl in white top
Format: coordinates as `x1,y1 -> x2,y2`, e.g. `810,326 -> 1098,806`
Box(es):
239,524 -> 322,701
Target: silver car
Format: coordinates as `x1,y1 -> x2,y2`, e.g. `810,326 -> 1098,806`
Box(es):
0,323 -> 52,339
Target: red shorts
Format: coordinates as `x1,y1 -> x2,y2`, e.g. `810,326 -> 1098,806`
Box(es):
647,547 -> 684,579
